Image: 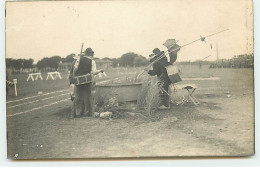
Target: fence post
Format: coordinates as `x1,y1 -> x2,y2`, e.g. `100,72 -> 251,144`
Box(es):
13,79 -> 17,96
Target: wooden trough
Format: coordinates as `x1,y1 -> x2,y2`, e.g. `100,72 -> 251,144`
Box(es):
95,77 -> 142,103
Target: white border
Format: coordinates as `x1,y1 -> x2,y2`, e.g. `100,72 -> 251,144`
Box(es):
0,0 -> 259,167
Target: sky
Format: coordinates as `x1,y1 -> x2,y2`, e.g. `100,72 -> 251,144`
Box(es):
5,0 -> 253,62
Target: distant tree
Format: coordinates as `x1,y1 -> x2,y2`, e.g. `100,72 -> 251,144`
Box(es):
6,58 -> 13,68
64,53 -> 75,63
61,58 -> 66,63
112,58 -> 120,67
209,53 -> 254,68
109,52 -> 148,67
23,59 -> 34,68
12,59 -> 23,70
120,52 -> 138,67
103,57 -> 111,61
49,56 -> 62,69
36,57 -> 49,70
133,55 -> 149,67
6,58 -> 35,74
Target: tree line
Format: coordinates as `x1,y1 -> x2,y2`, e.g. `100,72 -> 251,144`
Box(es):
6,52 -> 150,72
6,53 -> 253,73
35,55 -> 74,70
6,58 -> 34,70
209,54 -> 254,68
176,54 -> 254,69
110,52 -> 149,67
6,54 -> 75,71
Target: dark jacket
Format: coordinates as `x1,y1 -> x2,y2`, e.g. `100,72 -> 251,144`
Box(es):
69,56 -> 92,84
152,51 -> 178,66
148,50 -> 179,84
156,51 -> 169,67
75,56 -> 92,76
148,52 -> 171,85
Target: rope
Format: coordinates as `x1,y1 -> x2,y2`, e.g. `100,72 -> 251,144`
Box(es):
137,29 -> 229,78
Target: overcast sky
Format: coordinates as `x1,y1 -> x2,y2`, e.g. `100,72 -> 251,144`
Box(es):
6,0 -> 253,62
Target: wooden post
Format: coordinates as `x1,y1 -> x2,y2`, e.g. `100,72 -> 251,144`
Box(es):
91,82 -> 96,117
117,63 -> 119,75
13,79 -> 17,96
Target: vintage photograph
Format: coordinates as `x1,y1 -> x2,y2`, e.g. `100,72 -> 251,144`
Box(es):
5,0 -> 254,159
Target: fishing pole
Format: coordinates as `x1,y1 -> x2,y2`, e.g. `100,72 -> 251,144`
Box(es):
137,29 -> 229,78
201,55 -> 211,61
80,42 -> 84,55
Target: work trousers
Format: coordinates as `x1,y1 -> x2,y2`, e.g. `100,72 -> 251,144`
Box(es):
158,80 -> 170,107
72,83 -> 92,117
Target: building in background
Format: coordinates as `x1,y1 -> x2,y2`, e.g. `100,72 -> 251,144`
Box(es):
94,59 -> 112,70
58,62 -> 72,72
58,58 -> 112,72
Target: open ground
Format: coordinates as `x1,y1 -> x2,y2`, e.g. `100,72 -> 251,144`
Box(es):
6,65 -> 254,159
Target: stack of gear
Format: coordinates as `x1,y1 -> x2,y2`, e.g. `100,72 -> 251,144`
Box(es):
163,39 -> 182,84
72,73 -> 93,85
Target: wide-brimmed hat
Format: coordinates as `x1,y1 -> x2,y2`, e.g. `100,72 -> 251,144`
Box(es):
152,48 -> 161,55
149,54 -> 156,62
85,48 -> 94,55
163,39 -> 178,48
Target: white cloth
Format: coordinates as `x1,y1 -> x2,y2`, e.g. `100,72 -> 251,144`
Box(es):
166,64 -> 179,74
91,59 -> 97,74
69,84 -> 75,98
84,56 -> 97,74
165,53 -> 170,62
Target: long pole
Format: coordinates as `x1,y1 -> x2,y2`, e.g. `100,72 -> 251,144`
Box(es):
137,29 -> 229,78
201,55 -> 211,61
80,43 -> 84,55
13,79 -> 17,96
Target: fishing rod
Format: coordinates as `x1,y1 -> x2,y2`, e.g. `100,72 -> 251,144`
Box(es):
201,55 -> 211,61
137,29 -> 229,78
80,43 -> 84,55
72,43 -> 84,76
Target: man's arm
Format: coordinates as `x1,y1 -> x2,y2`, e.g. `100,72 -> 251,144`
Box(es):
91,60 -> 103,75
148,63 -> 160,76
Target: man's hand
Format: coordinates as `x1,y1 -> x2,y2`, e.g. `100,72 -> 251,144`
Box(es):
168,44 -> 181,53
92,69 -> 104,75
144,67 -> 150,72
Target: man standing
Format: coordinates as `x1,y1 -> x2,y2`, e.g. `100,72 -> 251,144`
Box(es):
70,47 -> 103,117
146,48 -> 172,109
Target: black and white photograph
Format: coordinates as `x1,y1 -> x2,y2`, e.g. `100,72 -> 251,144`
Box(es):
5,0 -> 254,159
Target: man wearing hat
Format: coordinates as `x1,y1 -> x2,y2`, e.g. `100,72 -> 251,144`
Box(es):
145,39 -> 181,109
151,48 -> 169,66
146,48 -> 172,109
70,47 -> 103,117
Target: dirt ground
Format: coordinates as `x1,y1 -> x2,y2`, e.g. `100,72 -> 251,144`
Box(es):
6,66 -> 255,159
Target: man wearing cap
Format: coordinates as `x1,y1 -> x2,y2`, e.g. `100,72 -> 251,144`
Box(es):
70,48 -> 103,117
146,48 -> 172,109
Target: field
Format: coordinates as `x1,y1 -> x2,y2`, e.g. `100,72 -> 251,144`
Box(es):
6,65 -> 254,159
6,67 -> 142,98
